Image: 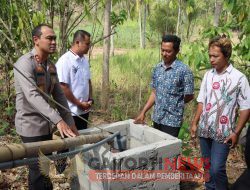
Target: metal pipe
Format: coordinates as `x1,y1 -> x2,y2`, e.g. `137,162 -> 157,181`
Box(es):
0,131 -> 120,170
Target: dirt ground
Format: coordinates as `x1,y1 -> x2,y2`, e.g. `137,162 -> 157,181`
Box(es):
89,47 -> 128,59
0,113 -> 247,190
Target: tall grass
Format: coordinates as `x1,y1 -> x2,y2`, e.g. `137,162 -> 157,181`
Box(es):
77,20 -> 140,48
81,19 -> 160,48
90,48 -> 160,121
114,20 -> 140,48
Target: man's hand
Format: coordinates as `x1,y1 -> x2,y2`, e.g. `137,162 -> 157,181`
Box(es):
134,113 -> 146,124
190,103 -> 203,140
56,120 -> 76,138
224,132 -> 239,148
190,123 -> 198,147
133,90 -> 155,125
87,99 -> 93,106
71,125 -> 80,136
224,109 -> 250,148
79,101 -> 91,111
190,123 -> 198,138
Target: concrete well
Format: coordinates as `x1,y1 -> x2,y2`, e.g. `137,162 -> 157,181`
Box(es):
74,120 -> 182,190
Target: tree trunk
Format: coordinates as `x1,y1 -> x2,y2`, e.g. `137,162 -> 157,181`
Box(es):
186,20 -> 191,40
37,0 -> 42,11
102,0 -> 111,110
176,0 -> 181,35
110,34 -> 114,56
213,0 -> 223,27
125,0 -> 131,19
59,1 -> 68,55
139,1 -> 146,49
49,0 -> 55,28
142,2 -> 146,49
165,0 -> 170,35
139,1 -> 143,48
110,2 -> 115,56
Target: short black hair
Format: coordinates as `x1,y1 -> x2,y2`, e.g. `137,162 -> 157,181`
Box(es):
73,30 -> 91,43
32,24 -> 52,38
162,35 -> 181,51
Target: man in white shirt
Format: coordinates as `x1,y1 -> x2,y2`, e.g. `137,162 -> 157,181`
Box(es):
191,35 -> 250,190
56,30 -> 93,130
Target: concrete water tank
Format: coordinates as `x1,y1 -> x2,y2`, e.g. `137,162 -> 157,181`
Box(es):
74,120 -> 181,190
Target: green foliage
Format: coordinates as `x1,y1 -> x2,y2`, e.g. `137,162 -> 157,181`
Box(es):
111,10 -> 127,27
178,122 -> 190,140
182,147 -> 193,157
200,0 -> 250,78
237,31 -> 250,61
0,1 -> 45,60
0,119 -> 9,136
181,0 -> 201,39
202,25 -> 231,39
224,0 -> 250,68
0,69 -> 16,135
0,0 -> 45,135
179,122 -> 193,157
148,2 -> 177,35
180,42 -> 210,71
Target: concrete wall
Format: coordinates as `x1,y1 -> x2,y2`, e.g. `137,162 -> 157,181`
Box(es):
74,120 -> 182,190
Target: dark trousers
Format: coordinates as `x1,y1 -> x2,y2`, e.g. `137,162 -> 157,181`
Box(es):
231,126 -> 250,190
56,113 -> 90,173
153,122 -> 180,137
231,169 -> 250,190
73,113 -> 89,130
245,126 -> 250,168
21,134 -> 53,190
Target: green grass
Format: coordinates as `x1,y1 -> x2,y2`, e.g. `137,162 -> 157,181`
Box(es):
90,48 -> 160,121
113,20 -> 140,48
77,19 -> 160,49
111,20 -> 160,48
